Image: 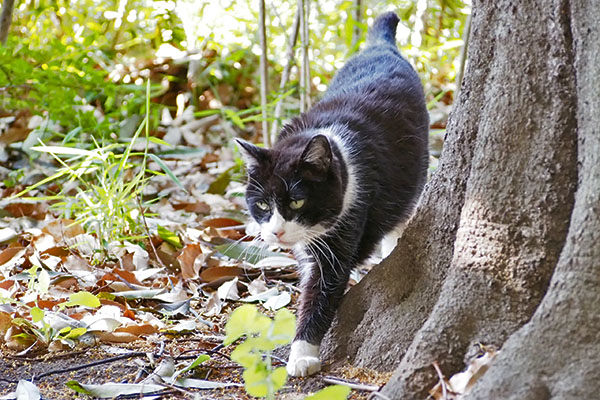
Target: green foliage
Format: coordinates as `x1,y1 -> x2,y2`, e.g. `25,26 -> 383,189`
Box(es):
225,305 -> 295,399
305,385 -> 351,400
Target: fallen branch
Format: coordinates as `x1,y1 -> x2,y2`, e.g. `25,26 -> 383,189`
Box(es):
322,376 -> 380,392
32,351 -> 150,382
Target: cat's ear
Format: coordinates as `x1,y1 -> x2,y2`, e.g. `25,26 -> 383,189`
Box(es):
235,139 -> 268,168
300,135 -> 332,181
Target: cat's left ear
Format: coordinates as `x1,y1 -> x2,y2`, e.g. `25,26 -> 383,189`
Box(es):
235,139 -> 268,168
300,135 -> 332,181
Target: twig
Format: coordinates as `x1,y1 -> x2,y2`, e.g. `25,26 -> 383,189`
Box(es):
270,5 -> 301,142
367,392 -> 392,400
299,0 -> 311,113
454,11 -> 472,99
432,361 -> 449,399
258,0 -> 270,146
32,351 -> 150,382
137,195 -> 168,270
322,376 -> 380,392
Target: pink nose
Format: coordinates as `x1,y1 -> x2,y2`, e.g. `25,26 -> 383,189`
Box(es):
275,230 -> 285,239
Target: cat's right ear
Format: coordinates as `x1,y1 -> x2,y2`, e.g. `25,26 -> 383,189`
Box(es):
235,139 -> 268,168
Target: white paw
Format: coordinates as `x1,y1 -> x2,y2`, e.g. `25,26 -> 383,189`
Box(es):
287,355 -> 321,377
286,340 -> 321,377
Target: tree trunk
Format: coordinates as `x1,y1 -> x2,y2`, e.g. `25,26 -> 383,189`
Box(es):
466,0 -> 600,398
324,0 -> 596,398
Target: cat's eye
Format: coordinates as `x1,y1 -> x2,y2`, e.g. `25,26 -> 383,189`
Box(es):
289,199 -> 305,210
256,201 -> 270,211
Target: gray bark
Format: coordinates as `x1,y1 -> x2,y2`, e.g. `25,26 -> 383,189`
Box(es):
467,0 -> 600,398
325,0 -> 591,398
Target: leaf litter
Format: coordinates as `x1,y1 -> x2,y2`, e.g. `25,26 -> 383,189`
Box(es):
0,116 -> 381,399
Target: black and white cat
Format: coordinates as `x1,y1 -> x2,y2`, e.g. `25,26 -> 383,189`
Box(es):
236,12 -> 429,376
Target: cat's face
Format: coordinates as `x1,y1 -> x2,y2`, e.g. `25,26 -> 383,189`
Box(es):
237,134 -> 344,248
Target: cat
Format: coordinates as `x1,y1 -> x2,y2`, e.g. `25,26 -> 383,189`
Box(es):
236,11 -> 429,377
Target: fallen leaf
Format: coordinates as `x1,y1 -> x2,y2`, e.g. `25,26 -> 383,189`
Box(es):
203,292 -> 223,316
15,380 -> 41,400
200,266 -> 245,283
96,331 -> 140,343
177,243 -> 203,280
217,277 -> 240,301
247,277 -> 268,295
65,381 -> 164,397
3,202 -> 47,220
263,292 -> 291,311
42,219 -> 84,242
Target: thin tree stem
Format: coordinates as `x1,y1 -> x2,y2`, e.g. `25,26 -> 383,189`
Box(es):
270,6 -> 301,142
0,0 -> 16,44
258,0 -> 270,146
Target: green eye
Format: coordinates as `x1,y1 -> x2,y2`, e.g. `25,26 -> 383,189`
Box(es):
290,199 -> 305,210
256,201 -> 270,211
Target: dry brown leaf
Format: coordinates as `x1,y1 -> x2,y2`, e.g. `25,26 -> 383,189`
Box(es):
177,243 -> 203,280
156,241 -> 180,269
200,266 -> 245,284
0,279 -> 15,290
202,217 -> 243,229
96,331 -> 140,343
115,323 -> 158,336
0,311 -> 12,338
0,246 -> 26,267
42,219 -> 85,242
3,202 -> 48,220
172,201 -> 211,214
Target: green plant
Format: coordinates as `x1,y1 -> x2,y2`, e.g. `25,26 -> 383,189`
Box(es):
11,82 -> 181,257
225,305 -> 294,399
3,265 -> 101,348
224,304 -> 351,400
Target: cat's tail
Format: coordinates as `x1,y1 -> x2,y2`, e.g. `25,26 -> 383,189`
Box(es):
366,12 -> 399,46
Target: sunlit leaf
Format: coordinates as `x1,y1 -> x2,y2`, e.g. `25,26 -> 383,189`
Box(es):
305,385 -> 351,400
30,307 -> 44,323
157,225 -> 182,248
62,291 -> 101,308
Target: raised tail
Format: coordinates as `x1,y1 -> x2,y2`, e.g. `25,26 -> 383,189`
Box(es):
366,11 -> 400,46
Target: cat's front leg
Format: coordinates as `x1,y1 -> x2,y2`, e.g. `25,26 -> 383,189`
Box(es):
287,249 -> 351,377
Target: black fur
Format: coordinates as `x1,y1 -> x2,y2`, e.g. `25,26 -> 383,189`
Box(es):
239,12 -> 428,346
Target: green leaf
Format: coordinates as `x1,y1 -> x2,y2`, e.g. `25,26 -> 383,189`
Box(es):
271,367 -> 287,392
30,306 -> 44,323
215,242 -> 284,265
179,354 -> 210,374
62,327 -> 87,339
224,304 -> 258,345
148,153 -> 186,192
243,364 -> 269,398
207,166 -> 234,195
62,291 -> 101,308
230,341 -> 261,368
148,136 -> 171,146
305,385 -> 351,400
224,108 -> 246,129
157,225 -> 182,248
65,381 -> 93,395
270,308 -> 296,345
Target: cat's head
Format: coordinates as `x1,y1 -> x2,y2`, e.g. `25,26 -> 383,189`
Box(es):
236,133 -> 344,248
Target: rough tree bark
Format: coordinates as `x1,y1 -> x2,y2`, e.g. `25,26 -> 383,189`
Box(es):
325,0 -> 597,398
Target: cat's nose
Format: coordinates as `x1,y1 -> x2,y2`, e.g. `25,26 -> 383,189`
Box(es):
275,229 -> 286,239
